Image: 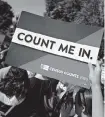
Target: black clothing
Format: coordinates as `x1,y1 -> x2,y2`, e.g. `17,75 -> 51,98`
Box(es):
6,78 -> 58,117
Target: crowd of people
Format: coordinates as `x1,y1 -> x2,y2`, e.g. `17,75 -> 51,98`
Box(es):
0,0 -> 104,116
0,37 -> 104,117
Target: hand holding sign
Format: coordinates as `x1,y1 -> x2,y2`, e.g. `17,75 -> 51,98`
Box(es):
88,60 -> 102,85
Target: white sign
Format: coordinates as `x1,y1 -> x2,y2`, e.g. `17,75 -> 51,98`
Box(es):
12,28 -> 99,64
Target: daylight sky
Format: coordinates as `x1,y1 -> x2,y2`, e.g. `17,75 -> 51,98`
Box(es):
4,0 -> 46,16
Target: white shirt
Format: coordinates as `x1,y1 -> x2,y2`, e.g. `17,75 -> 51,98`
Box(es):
0,66 -> 18,106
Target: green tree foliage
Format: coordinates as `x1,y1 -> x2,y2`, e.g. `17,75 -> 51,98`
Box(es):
6,15 -> 19,39
45,0 -> 81,22
45,0 -> 104,27
75,0 -> 104,27
0,0 -> 14,35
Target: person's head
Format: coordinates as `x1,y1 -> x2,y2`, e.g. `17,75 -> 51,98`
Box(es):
75,89 -> 92,117
0,66 -> 30,105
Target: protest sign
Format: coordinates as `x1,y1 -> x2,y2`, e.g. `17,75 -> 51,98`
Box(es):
5,11 -> 103,88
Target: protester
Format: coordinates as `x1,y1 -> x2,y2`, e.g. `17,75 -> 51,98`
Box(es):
0,60 -> 104,117
52,60 -> 104,117
0,66 -> 30,117
0,66 -> 59,117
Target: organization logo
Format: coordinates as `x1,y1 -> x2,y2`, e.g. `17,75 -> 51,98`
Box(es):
40,64 -> 49,71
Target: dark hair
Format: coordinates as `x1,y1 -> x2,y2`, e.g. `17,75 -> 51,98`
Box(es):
83,90 -> 92,116
75,89 -> 92,117
0,66 -> 30,101
52,91 -> 74,117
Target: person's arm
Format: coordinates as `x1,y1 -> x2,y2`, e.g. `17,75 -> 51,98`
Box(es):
88,61 -> 104,117
92,84 -> 103,117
